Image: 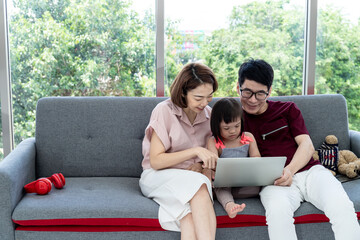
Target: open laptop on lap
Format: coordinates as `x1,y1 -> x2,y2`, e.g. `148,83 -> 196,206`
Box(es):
213,157 -> 287,188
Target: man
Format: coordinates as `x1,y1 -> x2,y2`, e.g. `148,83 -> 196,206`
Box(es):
237,59 -> 360,240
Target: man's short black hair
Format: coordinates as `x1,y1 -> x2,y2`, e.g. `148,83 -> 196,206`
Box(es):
238,59 -> 274,90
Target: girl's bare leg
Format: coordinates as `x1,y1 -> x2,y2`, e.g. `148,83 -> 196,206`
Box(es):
189,183 -> 216,240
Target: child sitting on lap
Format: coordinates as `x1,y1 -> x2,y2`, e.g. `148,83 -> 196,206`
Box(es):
207,98 -> 261,218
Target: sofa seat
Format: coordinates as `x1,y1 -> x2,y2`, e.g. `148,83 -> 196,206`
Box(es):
13,177 -> 162,232
13,177 -> 360,233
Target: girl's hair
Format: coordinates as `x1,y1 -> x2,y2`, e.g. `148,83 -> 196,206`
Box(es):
210,98 -> 244,143
170,62 -> 218,108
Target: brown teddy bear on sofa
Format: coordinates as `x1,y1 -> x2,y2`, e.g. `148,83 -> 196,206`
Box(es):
313,135 -> 360,178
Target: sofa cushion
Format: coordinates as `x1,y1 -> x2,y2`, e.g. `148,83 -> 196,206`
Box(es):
13,177 -> 162,231
13,177 -> 360,232
35,97 -> 167,178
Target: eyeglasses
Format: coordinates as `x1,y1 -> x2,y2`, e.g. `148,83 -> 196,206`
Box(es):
240,88 -> 269,100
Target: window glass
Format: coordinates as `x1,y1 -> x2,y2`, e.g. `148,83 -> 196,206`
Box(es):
316,0 -> 360,131
165,0 -> 305,97
8,0 -> 156,144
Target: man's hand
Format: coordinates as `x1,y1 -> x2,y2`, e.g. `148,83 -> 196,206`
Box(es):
187,162 -> 203,173
274,167 -> 293,186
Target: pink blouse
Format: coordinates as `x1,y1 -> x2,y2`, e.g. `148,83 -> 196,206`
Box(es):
142,99 -> 212,170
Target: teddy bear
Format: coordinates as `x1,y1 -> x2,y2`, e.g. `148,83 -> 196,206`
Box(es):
338,149 -> 360,178
313,135 -> 360,178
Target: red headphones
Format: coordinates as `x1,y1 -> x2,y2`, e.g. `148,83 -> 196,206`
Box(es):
24,173 -> 66,195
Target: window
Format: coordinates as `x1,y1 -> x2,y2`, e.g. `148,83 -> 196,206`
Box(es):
316,0 -> 360,131
8,0 -> 156,144
165,0 -> 306,97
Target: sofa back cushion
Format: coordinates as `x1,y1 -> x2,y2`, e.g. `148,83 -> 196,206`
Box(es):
35,94 -> 349,177
36,97 -> 166,177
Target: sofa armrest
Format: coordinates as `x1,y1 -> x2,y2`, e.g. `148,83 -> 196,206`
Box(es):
0,138 -> 36,240
349,130 -> 360,157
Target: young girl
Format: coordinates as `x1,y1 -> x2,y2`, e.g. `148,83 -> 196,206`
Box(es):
207,98 -> 261,218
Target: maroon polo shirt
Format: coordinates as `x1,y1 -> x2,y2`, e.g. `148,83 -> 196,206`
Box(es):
243,100 -> 320,173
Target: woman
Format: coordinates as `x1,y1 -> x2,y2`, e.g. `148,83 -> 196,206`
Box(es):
139,62 -> 218,240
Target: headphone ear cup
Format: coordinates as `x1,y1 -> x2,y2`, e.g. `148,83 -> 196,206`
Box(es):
24,178 -> 52,195
58,173 -> 66,186
36,178 -> 52,195
48,173 -> 65,189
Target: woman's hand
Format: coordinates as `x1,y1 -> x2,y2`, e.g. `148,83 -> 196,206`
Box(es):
196,147 -> 218,169
150,132 -> 218,170
187,162 -> 203,173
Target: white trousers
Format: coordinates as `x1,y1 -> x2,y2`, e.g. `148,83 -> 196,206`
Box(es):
260,165 -> 360,240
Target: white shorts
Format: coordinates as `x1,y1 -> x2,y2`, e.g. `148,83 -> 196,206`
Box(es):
139,168 -> 213,232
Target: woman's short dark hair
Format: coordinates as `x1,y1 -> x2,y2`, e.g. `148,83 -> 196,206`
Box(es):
210,98 -> 244,143
238,59 -> 274,91
170,62 -> 218,108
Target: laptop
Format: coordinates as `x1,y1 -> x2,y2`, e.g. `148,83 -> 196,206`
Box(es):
213,157 -> 287,187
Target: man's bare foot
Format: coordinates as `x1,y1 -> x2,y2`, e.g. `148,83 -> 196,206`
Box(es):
225,202 -> 246,218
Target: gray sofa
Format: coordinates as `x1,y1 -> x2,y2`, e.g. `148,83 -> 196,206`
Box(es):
0,94 -> 359,240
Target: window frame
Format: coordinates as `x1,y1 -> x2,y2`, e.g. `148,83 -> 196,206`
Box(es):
0,0 -> 14,157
